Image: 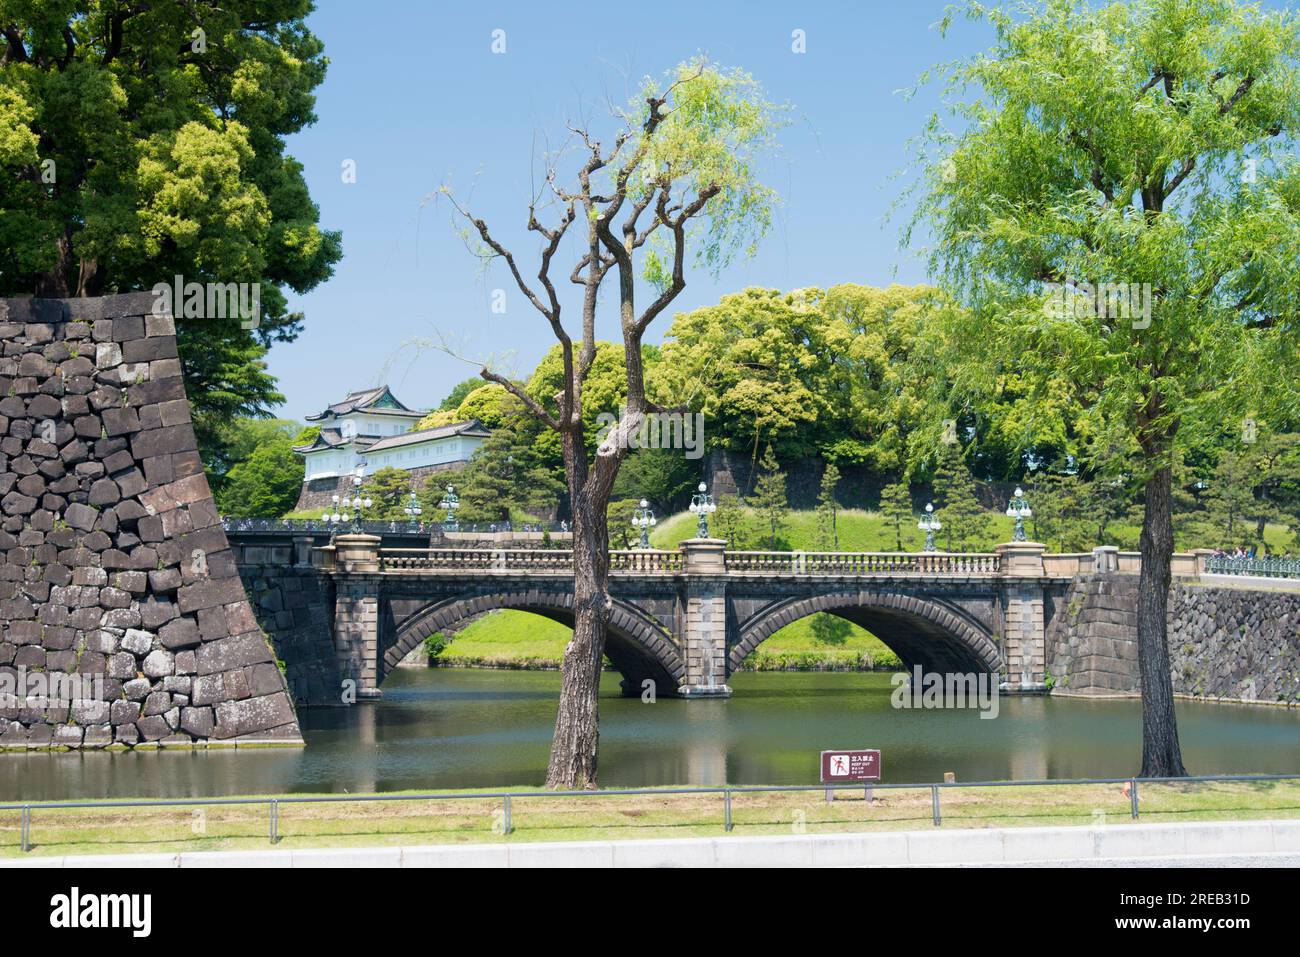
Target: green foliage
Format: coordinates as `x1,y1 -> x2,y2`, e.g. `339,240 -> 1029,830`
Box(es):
453,384 -> 516,430
630,59 -> 786,280
933,445 -> 991,551
815,462 -> 841,549
434,415 -> 563,523
911,0 -> 1300,514
659,285 -> 955,466
362,467 -> 413,521
529,341 -> 638,463
611,447 -> 699,516
712,493 -> 753,547
1197,431 -> 1300,548
439,378 -> 484,412
878,479 -> 915,551
606,498 -> 641,549
1030,471 -> 1129,551
748,445 -> 789,549
212,419 -> 302,517
0,1 -> 342,468
809,612 -> 850,646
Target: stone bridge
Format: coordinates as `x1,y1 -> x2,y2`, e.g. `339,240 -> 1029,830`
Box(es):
237,533 -> 1228,703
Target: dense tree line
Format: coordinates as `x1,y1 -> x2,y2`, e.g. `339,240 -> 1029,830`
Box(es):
217,279 -> 1299,555
394,283 -> 1300,553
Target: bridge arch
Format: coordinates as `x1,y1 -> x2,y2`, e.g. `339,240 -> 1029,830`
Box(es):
384,591 -> 686,694
731,590 -> 1001,676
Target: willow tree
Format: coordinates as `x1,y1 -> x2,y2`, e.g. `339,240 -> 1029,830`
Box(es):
444,61 -> 781,788
911,0 -> 1300,775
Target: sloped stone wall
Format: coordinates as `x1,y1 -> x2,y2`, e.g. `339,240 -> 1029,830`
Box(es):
1047,573 -> 1300,705
0,293 -> 302,748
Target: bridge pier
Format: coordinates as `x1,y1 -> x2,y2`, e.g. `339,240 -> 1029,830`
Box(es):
329,534 -> 384,701
996,541 -> 1048,691
678,539 -> 732,697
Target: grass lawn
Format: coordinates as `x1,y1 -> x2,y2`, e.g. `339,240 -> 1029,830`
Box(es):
649,507 -> 969,552
432,608 -> 898,670
4,778 -> 1298,858
650,506 -> 1295,555
433,611 -> 572,668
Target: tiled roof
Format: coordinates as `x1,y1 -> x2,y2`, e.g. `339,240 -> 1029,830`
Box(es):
304,385 -> 422,421
291,428 -> 378,454
362,420 -> 489,454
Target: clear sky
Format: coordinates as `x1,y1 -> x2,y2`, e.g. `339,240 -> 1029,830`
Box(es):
275,1 -> 998,421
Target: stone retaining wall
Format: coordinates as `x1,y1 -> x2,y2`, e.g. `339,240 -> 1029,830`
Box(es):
1047,573 -> 1300,705
295,461 -> 468,513
0,294 -> 302,748
236,560 -> 342,704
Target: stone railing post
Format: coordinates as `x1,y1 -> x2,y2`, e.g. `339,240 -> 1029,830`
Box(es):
1192,548 -> 1215,578
1092,545 -> 1119,575
333,533 -> 381,573
995,540 -> 1048,691
678,539 -> 731,698
293,534 -> 315,568
328,534 -> 383,701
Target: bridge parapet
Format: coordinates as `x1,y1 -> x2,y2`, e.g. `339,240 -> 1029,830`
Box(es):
369,547 -> 686,575
725,550 -> 1001,575
357,546 -> 1013,577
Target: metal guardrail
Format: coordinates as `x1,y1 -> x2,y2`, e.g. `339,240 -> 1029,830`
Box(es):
221,517 -> 569,535
1205,555 -> 1300,580
4,773 -> 1298,851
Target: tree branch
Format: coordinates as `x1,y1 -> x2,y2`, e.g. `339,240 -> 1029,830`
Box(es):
479,368 -> 562,431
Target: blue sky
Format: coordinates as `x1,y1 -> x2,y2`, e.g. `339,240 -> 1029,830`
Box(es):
276,1 -> 995,421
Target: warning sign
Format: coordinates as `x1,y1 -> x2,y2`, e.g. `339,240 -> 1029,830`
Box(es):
820,749 -> 881,783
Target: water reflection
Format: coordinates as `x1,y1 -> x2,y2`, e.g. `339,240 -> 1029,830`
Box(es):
2,670 -> 1298,801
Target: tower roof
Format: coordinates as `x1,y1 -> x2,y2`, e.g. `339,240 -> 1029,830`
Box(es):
303,385 -> 422,422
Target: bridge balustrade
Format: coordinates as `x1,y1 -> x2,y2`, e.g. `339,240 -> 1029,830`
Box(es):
377,548 -> 685,574
373,547 -> 1003,576
380,548 -> 575,571
723,551 -> 1002,575
608,550 -> 684,573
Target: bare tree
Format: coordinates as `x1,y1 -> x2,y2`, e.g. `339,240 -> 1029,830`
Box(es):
440,61 -> 781,788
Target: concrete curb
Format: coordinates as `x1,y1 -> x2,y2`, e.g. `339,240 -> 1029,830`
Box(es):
4,818 -> 1298,868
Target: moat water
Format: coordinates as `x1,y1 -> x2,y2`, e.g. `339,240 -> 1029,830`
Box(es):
4,669 -> 1300,801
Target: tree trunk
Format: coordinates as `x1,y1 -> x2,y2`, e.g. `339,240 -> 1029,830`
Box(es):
1137,464 -> 1188,777
544,480 -> 611,789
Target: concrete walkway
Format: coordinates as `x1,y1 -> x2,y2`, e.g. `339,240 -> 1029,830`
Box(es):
5,818 -> 1299,867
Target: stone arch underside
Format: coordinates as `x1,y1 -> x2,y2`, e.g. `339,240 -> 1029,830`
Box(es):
384,592 -> 686,694
731,591 -> 1001,676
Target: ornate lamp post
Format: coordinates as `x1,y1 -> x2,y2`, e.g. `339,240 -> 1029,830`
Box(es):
439,484 -> 460,532
918,503 -> 942,553
1006,487 -> 1032,542
403,491 -> 423,531
688,482 -> 716,538
631,499 -> 657,549
323,495 -> 348,545
346,466 -> 372,534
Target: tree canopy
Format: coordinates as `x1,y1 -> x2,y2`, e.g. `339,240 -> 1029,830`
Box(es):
0,0 -> 342,466
909,0 -> 1300,776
